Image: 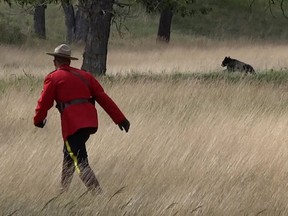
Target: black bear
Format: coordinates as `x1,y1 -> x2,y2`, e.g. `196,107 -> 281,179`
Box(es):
221,56 -> 255,74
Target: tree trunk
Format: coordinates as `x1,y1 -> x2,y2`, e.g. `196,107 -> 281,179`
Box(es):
81,0 -> 114,76
34,1 -> 46,39
61,1 -> 75,44
74,1 -> 89,43
157,9 -> 173,43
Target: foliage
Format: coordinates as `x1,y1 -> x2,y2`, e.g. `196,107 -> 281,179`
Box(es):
0,0 -> 288,42
136,0 -> 212,16
0,12 -> 26,44
171,0 -> 288,41
1,0 -> 58,6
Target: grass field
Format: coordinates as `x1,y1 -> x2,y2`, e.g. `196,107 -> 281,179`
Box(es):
1,39 -> 288,215
1,38 -> 288,78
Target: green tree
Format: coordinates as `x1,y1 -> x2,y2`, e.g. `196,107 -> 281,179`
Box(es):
136,0 -> 211,43
3,0 -> 51,38
2,0 -> 128,76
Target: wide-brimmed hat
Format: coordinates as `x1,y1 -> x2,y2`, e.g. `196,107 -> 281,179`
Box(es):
46,44 -> 78,60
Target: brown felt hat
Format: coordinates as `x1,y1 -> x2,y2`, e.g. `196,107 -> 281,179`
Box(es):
46,44 -> 78,60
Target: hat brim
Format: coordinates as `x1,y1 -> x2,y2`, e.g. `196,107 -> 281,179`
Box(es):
46,53 -> 79,60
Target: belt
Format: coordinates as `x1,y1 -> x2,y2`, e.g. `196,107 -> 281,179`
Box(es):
56,98 -> 94,113
64,98 -> 90,108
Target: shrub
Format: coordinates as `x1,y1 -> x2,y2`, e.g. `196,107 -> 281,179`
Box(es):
0,13 -> 26,45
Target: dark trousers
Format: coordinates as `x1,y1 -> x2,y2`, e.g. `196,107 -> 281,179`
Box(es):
61,128 -> 100,192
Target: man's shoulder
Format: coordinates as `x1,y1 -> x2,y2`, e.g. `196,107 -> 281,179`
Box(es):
48,69 -> 57,75
43,70 -> 56,81
75,68 -> 95,79
45,68 -> 66,82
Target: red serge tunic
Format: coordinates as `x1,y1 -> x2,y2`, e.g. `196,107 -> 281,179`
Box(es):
34,65 -> 126,140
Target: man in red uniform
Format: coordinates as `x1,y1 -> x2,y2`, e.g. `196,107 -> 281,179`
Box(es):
34,44 -> 130,195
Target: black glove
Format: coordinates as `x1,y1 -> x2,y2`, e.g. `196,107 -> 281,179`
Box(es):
118,118 -> 130,133
35,119 -> 47,128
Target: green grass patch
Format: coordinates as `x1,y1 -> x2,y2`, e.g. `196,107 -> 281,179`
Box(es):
101,70 -> 288,86
0,74 -> 43,94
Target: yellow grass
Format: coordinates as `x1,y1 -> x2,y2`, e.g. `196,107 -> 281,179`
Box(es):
1,40 -> 288,215
1,39 -> 288,78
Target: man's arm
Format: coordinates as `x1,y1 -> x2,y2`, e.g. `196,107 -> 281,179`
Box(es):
33,75 -> 56,127
90,76 -> 130,132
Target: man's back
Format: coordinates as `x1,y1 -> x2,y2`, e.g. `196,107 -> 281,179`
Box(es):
51,65 -> 93,104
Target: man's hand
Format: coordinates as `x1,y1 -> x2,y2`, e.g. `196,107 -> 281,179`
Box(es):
35,119 -> 47,128
118,118 -> 130,133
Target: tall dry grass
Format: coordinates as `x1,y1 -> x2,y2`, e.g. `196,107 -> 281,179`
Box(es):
1,38 -> 288,78
1,41 -> 288,215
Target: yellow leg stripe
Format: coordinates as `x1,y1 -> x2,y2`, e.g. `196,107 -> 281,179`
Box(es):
65,140 -> 81,174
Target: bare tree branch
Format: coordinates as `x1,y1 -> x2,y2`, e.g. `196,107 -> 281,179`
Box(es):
111,0 -> 132,38
280,0 -> 288,18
